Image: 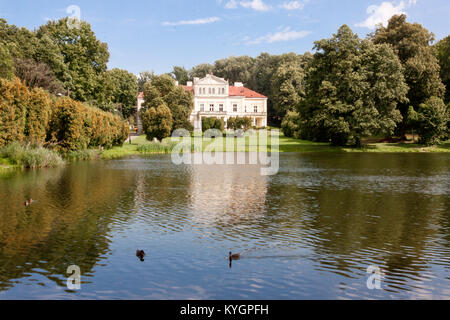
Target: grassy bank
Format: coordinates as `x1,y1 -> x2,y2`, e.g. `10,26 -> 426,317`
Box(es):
0,143 -> 65,169
101,133 -> 450,157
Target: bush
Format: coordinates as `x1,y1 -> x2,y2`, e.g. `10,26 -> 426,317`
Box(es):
25,87 -> 52,144
281,111 -> 302,138
142,104 -> 173,141
414,97 -> 449,145
0,142 -> 64,168
0,78 -> 28,146
202,117 -> 225,132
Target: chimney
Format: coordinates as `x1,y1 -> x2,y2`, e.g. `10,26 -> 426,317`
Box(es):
234,82 -> 243,87
187,81 -> 193,87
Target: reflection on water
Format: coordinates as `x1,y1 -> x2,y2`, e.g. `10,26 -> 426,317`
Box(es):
0,153 -> 449,299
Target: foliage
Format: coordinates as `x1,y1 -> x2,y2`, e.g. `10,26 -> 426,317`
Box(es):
137,71 -> 154,92
0,45 -> 15,80
143,74 -> 193,132
408,96 -> 448,145
13,58 -> 64,94
108,68 -> 138,118
281,111 -> 302,139
302,25 -> 408,146
37,18 -> 110,104
372,14 -> 445,135
137,141 -> 178,154
0,78 -> 28,146
434,35 -> 450,103
171,66 -> 189,85
25,86 -> 53,144
0,142 -> 64,168
142,104 -> 173,141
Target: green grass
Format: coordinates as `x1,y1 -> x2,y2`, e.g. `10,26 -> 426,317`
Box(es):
99,133 -> 450,158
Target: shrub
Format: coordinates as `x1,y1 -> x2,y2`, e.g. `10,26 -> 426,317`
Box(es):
281,111 -> 302,139
137,140 -> 179,154
0,78 -> 28,146
202,117 -> 225,132
25,87 -> 52,144
412,97 -> 449,145
0,142 -> 64,168
142,104 -> 173,141
48,97 -> 89,152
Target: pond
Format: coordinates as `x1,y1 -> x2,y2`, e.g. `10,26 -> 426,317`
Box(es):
0,153 -> 449,299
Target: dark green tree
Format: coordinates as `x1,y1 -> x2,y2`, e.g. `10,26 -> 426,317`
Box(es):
171,66 -> 189,85
372,14 -> 445,136
434,35 -> 450,103
303,25 -> 408,146
0,45 -> 15,80
142,104 -> 173,141
108,68 -> 138,118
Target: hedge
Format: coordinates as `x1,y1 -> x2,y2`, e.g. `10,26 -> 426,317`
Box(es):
0,78 -> 129,153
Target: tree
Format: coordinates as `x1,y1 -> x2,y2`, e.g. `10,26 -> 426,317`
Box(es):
142,104 -> 173,141
0,45 -> 15,80
213,56 -> 255,86
189,63 -> 214,79
372,14 -> 445,136
271,60 -> 306,118
143,74 -> 193,132
171,66 -> 189,85
302,25 -> 407,146
435,35 -> 450,103
14,58 -> 64,94
408,97 -> 448,145
108,68 -> 138,118
281,111 -> 302,138
37,18 -> 110,103
137,71 -> 154,92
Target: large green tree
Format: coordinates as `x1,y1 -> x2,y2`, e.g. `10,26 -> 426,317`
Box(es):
143,74 -> 193,132
371,14 -> 445,136
142,104 -> 173,141
37,18 -> 110,103
435,35 -> 450,103
302,25 -> 408,146
108,68 -> 138,119
171,66 -> 189,85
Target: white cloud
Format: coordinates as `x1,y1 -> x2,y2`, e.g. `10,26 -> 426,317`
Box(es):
225,0 -> 238,9
356,1 -> 418,29
280,1 -> 309,11
247,27 -> 311,45
240,0 -> 271,11
162,17 -> 221,27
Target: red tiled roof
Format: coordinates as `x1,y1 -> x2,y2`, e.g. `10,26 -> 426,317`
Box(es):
183,86 -> 194,93
229,86 -> 267,98
140,86 -> 267,99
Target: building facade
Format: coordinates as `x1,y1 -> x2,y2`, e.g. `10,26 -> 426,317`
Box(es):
137,74 -> 268,131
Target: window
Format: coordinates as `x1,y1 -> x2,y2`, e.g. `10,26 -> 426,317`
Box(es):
200,104 -> 205,112
212,88 -> 215,95
245,106 -> 247,113
209,88 -> 211,95
219,104 -> 224,112
222,88 -> 225,94
210,104 -> 214,111
254,106 -> 258,113
203,88 -> 206,94
233,104 -> 238,112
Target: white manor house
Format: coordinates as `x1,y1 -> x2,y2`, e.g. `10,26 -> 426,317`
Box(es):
138,74 -> 268,131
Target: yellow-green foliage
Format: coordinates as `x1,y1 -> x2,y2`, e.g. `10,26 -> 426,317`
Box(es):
49,97 -> 89,152
0,78 -> 28,146
25,87 -> 52,144
0,78 -> 129,153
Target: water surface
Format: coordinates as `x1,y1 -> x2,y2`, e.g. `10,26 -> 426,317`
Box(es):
0,153 -> 449,299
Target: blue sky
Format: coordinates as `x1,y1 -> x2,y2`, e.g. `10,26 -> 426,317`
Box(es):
1,0 -> 449,74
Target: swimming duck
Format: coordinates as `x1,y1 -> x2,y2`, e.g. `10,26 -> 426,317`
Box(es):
136,250 -> 146,261
229,252 -> 240,261
24,199 -> 34,206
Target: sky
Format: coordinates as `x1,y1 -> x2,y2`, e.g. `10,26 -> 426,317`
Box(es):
0,0 -> 449,75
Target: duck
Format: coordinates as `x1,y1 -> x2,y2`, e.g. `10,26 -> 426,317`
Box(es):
136,250 -> 146,261
229,252 -> 241,261
24,199 -> 34,206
